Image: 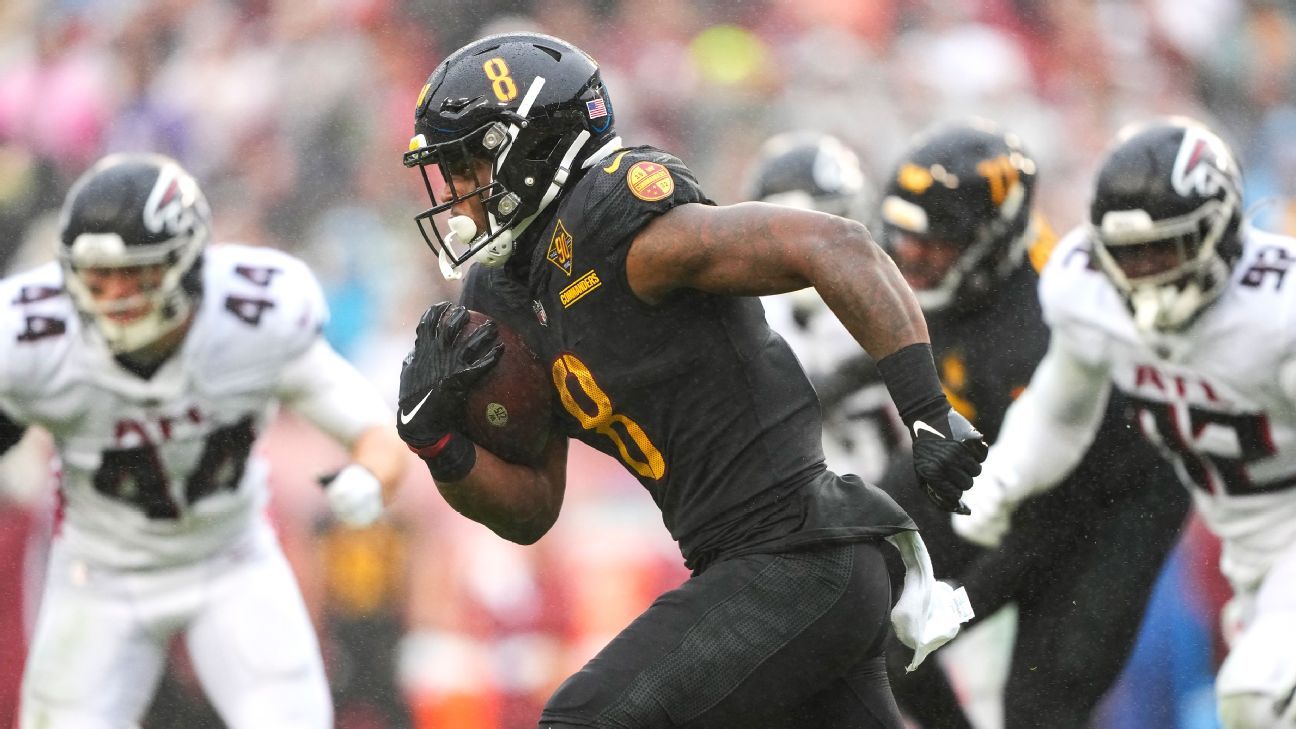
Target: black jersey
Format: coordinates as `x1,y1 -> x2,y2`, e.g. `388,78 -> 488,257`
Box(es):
463,146 -> 913,570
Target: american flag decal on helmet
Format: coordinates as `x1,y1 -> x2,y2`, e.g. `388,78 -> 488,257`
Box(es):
585,97 -> 607,120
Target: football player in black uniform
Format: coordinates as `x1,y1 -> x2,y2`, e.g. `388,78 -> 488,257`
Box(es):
393,33 -> 987,728
818,120 -> 1190,728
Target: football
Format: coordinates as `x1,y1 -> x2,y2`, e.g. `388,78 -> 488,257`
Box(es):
462,310 -> 554,465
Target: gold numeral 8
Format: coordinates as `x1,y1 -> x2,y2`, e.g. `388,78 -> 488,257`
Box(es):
552,353 -> 666,479
483,58 -> 518,102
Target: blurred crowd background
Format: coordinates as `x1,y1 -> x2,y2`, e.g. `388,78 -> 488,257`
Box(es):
2,0 -> 1295,727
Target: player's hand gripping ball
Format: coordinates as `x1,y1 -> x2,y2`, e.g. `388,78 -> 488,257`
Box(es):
458,310 -> 554,465
398,303 -> 553,466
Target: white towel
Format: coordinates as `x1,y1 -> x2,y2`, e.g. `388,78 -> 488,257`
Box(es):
885,530 -> 975,671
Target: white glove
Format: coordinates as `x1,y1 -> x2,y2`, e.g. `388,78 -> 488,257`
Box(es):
321,464 -> 383,527
950,472 -> 1016,548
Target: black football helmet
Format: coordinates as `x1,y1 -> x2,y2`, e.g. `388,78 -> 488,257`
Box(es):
745,131 -> 873,222
879,119 -> 1037,312
59,153 -> 209,353
403,32 -> 620,278
1089,118 -> 1242,332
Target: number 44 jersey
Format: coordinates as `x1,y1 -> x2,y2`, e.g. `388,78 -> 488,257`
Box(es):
1041,224 -> 1296,591
0,244 -> 331,569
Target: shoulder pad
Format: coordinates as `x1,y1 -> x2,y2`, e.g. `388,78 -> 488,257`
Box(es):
585,146 -> 709,205
0,262 -> 77,401
1235,226 -> 1296,294
1233,227 -> 1296,345
193,245 -> 329,385
1037,227 -> 1125,367
1039,227 -> 1106,324
562,146 -> 712,256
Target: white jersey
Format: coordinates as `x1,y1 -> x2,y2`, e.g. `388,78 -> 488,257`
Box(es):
1039,224 -> 1296,590
0,244 -> 334,569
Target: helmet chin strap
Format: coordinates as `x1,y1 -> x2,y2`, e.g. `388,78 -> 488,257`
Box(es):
521,128 -> 591,233
1129,280 -> 1207,333
63,232 -> 204,353
436,214 -> 517,281
581,135 -> 623,169
1127,255 -> 1230,334
438,215 -> 484,280
1130,284 -> 1172,333
470,214 -> 515,269
76,287 -> 194,355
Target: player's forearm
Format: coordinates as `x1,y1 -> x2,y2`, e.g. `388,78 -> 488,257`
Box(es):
985,340 -> 1110,502
280,339 -> 394,443
808,226 -> 930,360
680,204 -> 930,357
431,436 -> 567,545
348,425 -> 410,501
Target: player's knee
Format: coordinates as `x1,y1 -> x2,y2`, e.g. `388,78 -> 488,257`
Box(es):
1217,691 -> 1296,729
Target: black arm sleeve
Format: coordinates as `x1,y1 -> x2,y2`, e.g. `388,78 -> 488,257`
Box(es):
0,410 -> 27,457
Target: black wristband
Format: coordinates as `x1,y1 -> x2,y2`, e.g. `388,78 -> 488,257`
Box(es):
875,342 -> 949,428
422,433 -> 477,482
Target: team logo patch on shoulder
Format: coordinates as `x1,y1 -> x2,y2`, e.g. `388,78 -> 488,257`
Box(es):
560,270 -> 602,308
627,161 -> 674,202
548,219 -> 574,275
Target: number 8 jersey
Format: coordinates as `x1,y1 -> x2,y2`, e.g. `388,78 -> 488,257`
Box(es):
0,244 -> 363,569
991,224 -> 1296,592
463,146 -> 915,574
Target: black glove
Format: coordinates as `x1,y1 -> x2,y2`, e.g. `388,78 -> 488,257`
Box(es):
909,409 -> 988,515
397,302 -> 502,480
875,342 -> 988,514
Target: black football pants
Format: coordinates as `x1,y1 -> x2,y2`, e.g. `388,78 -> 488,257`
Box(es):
539,540 -> 904,728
